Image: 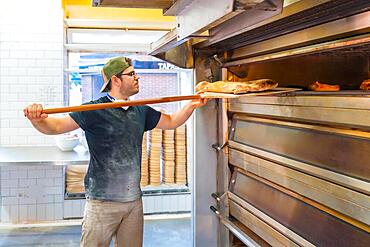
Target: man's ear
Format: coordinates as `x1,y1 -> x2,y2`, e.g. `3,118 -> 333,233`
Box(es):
111,76 -> 120,88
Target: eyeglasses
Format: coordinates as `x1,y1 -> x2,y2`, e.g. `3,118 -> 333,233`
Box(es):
116,71 -> 137,78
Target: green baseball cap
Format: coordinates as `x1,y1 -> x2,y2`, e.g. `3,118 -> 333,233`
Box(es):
100,56 -> 131,93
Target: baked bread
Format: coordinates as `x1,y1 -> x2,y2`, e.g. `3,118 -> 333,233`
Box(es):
195,79 -> 278,94
309,81 -> 340,91
360,79 -> 370,90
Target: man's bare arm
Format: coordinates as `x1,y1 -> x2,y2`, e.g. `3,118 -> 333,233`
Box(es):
155,98 -> 207,130
24,103 -> 79,135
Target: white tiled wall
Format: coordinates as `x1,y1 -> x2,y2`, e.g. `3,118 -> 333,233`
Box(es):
63,199 -> 86,219
143,194 -> 191,214
0,165 -> 64,223
0,165 -> 85,223
0,165 -> 191,223
0,165 -> 87,223
0,0 -> 64,146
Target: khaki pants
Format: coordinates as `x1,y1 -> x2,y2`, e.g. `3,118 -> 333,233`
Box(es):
81,198 -> 143,247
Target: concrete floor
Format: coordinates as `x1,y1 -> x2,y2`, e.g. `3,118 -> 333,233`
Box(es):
0,218 -> 192,247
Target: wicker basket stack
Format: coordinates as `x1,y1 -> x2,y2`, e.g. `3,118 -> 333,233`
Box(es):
175,125 -> 187,184
140,132 -> 149,187
162,129 -> 175,184
149,128 -> 162,186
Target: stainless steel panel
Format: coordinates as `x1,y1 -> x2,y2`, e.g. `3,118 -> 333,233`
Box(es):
198,0 -> 370,51
218,68 -> 232,197
229,200 -> 300,247
196,0 -> 331,48
229,116 -> 370,181
150,29 -> 205,68
175,0 -> 235,40
232,116 -> 370,139
215,97 -> 232,246
229,148 -> 370,226
193,96 -> 218,247
150,29 -> 178,55
229,140 -> 370,195
154,39 -> 194,68
163,0 -> 195,16
230,170 -> 370,247
229,192 -> 314,247
210,206 -> 267,247
215,100 -> 230,195
175,0 -> 282,41
229,102 -> 370,130
229,11 -> 370,61
196,0 -> 284,48
224,34 -> 370,66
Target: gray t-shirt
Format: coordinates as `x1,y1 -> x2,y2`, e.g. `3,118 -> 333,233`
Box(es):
69,96 -> 161,202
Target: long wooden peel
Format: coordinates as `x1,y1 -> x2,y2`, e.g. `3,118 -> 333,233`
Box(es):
42,94 -> 202,114
42,88 -> 301,114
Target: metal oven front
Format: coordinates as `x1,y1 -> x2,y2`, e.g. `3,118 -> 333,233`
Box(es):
192,1 -> 370,246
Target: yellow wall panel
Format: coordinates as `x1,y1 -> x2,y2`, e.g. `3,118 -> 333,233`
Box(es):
63,0 -> 174,23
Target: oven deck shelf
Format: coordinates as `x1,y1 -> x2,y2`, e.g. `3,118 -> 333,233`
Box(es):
281,90 -> 370,97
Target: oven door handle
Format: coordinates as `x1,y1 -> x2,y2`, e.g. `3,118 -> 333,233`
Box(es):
211,142 -> 228,151
210,206 -> 261,247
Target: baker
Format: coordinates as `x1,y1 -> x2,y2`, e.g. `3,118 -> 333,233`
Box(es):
23,56 -> 207,247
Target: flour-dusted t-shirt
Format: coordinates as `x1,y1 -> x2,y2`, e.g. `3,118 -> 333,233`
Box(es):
69,96 -> 161,202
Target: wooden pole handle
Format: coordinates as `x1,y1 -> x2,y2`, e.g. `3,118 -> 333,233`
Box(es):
42,94 -> 202,114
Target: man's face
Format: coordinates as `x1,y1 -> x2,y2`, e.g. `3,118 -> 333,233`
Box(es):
118,66 -> 139,96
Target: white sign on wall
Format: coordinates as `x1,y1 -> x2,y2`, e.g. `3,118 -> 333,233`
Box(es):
158,63 -> 176,70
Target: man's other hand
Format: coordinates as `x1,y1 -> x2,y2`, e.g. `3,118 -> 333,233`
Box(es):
24,103 -> 48,122
190,97 -> 208,109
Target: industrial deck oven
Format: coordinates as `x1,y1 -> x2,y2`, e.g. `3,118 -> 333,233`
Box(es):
190,1 -> 370,246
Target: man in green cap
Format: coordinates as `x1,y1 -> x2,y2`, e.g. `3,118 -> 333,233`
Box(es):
24,56 -> 207,247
